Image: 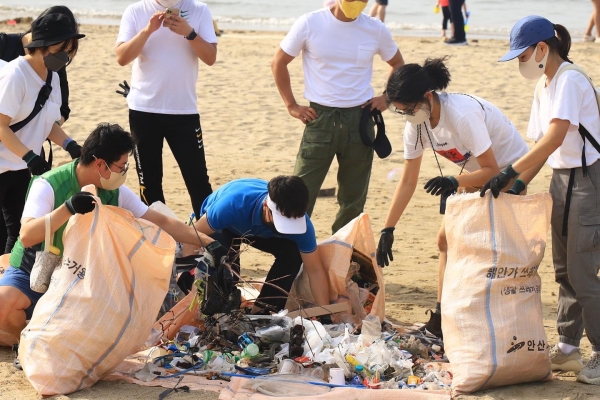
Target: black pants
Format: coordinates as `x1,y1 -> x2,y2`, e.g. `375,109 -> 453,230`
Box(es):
442,6 -> 452,30
129,110 -> 212,217
449,0 -> 466,41
0,169 -> 31,254
212,229 -> 303,312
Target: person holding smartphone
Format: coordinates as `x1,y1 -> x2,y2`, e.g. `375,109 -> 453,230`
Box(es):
115,0 -> 217,224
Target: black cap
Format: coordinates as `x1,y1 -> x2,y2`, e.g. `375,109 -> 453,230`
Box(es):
24,13 -> 85,49
359,108 -> 392,159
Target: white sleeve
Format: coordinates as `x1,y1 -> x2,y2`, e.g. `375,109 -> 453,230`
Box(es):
118,185 -> 149,218
195,4 -> 218,44
116,5 -> 138,44
21,179 -> 55,222
551,72 -> 585,128
403,123 -> 426,160
0,68 -> 25,120
280,15 -> 308,57
378,24 -> 399,62
456,111 -> 492,157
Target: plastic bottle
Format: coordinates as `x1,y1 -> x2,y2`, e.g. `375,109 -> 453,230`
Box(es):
346,355 -> 373,377
241,343 -> 259,359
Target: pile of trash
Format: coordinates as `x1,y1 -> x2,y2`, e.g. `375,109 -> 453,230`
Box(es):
136,310 -> 452,393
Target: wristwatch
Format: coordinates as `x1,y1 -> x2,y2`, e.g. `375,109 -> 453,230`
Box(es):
185,29 -> 197,40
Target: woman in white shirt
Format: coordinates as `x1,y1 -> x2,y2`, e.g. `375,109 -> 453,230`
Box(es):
0,13 -> 84,255
376,56 -> 529,338
482,16 -> 600,384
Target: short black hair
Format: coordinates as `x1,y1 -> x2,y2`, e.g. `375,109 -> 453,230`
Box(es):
79,123 -> 135,166
267,176 -> 309,219
25,6 -> 80,61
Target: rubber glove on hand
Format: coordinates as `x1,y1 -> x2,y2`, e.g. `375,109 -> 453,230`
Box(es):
507,179 -> 526,195
65,191 -> 96,215
424,176 -> 458,196
205,240 -> 229,268
480,165 -> 519,198
22,150 -> 50,176
65,141 -> 82,159
376,227 -> 394,267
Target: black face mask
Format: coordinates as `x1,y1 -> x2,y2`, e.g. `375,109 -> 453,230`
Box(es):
44,51 -> 69,72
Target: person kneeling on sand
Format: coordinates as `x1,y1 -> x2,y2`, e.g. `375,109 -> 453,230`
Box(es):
0,122 -> 220,369
376,57 -> 529,338
192,176 -> 331,314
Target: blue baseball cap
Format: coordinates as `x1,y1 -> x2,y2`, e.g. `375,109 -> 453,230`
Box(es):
498,16 -> 555,62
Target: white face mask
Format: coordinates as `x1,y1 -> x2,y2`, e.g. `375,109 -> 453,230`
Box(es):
406,104 -> 431,125
98,161 -> 128,190
519,46 -> 549,80
157,0 -> 180,8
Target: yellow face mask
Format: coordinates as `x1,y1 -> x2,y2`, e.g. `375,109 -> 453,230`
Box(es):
338,0 -> 368,19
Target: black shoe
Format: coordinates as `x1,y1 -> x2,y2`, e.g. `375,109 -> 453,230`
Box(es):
444,38 -> 468,46
12,344 -> 22,370
419,309 -> 443,339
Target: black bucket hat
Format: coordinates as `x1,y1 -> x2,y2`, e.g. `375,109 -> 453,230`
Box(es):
24,13 -> 85,49
359,107 -> 392,159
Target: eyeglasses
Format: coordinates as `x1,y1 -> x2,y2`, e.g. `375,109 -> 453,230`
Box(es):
93,155 -> 129,176
390,102 -> 420,116
111,161 -> 129,176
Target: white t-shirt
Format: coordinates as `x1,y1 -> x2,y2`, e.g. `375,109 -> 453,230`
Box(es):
527,62 -> 600,169
0,57 -> 61,174
403,92 -> 529,172
116,0 -> 217,114
22,179 -> 149,222
280,9 -> 398,108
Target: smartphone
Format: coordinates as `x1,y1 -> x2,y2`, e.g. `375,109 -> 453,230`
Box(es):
165,8 -> 180,17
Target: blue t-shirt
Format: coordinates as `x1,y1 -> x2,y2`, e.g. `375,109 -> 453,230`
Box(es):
200,179 -> 317,253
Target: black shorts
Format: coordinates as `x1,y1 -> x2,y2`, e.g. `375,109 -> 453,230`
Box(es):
375,0 -> 388,5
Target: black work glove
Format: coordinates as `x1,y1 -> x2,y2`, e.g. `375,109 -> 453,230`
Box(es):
206,240 -> 228,267
480,164 -> 520,198
424,176 -> 459,196
116,80 -> 130,98
376,227 -> 394,267
507,179 -> 526,195
65,140 -> 82,159
64,191 -> 96,215
22,150 -> 50,176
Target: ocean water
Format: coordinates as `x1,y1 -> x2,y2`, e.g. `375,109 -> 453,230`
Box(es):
0,0 -> 594,40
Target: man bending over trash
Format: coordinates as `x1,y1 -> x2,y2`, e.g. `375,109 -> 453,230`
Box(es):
0,123 -> 217,353
193,176 -> 331,314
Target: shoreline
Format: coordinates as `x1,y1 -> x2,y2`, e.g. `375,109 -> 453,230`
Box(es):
1,22 -> 600,400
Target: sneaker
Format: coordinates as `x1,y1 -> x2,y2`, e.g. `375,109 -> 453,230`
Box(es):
549,345 -> 583,372
12,344 -> 22,371
583,35 -> 596,42
419,309 -> 443,338
578,352 -> 600,384
444,38 -> 468,46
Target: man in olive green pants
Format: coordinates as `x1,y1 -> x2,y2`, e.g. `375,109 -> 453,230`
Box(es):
271,0 -> 404,233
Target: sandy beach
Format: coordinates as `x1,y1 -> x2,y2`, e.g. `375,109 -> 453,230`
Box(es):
1,22 -> 600,399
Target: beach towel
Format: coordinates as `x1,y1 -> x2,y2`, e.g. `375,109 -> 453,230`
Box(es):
442,192 -> 552,395
19,202 -> 175,396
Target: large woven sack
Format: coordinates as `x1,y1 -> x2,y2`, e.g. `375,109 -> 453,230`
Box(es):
285,213 -> 385,323
19,203 -> 175,396
442,192 -> 553,395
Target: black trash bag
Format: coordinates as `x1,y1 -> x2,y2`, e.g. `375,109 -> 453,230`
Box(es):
201,263 -> 241,316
